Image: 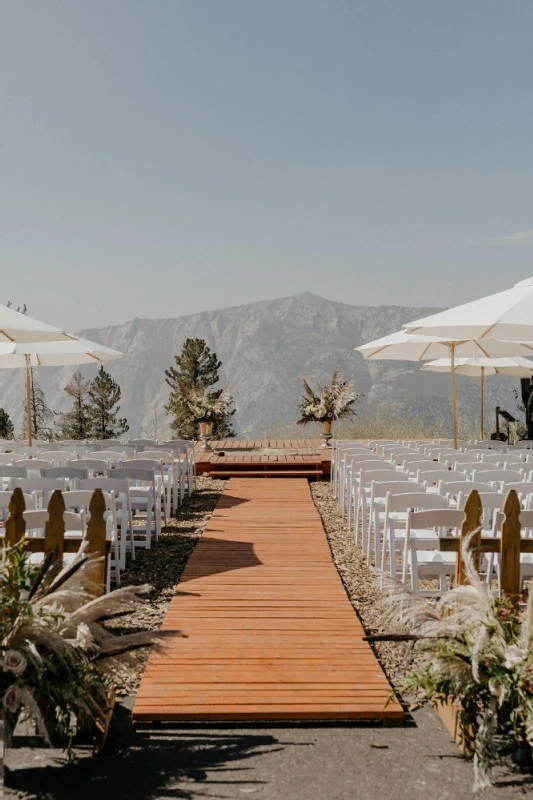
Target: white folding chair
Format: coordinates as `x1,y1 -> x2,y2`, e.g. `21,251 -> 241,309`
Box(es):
112,467 -> 161,546
63,489 -> 120,590
380,493 -> 450,581
402,508 -> 464,595
38,451 -> 77,467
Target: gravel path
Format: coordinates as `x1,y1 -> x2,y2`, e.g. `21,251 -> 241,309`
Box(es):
309,480 -> 412,691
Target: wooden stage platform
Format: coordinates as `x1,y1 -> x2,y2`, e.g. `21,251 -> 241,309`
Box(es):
194,439 -> 332,479
133,478 -> 403,723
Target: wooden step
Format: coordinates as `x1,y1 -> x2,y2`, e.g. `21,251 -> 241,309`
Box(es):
209,470 -> 322,479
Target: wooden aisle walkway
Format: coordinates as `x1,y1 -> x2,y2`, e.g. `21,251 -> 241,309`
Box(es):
133,479 -> 403,723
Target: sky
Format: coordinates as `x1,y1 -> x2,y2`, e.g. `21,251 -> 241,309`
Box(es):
2,1 -> 533,332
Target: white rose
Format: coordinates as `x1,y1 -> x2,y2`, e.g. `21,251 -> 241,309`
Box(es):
3,684 -> 22,714
76,623 -> 94,650
504,645 -> 526,670
3,650 -> 27,677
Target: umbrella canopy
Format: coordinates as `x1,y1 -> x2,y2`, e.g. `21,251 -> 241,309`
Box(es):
0,338 -> 125,446
356,330 -> 533,360
404,276 -> 533,341
420,356 -> 533,377
0,338 -> 125,368
356,331 -> 533,448
0,304 -> 75,343
421,357 -> 533,440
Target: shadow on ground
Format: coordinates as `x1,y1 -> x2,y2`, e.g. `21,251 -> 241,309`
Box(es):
7,707 -> 289,800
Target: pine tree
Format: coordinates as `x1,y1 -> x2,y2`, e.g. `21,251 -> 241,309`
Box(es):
58,371 -> 92,439
87,366 -> 129,439
0,408 -> 14,439
23,371 -> 55,440
165,338 -> 235,439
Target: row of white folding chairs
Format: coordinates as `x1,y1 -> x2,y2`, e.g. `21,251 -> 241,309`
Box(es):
366,481 -> 533,596
1,476 -> 160,582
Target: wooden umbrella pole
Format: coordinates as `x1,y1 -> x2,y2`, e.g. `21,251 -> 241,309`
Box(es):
25,355 -> 32,447
450,343 -> 458,449
480,367 -> 485,442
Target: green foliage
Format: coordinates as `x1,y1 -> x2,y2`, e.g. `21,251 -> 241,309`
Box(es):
87,366 -> 129,439
383,539 -> 533,789
165,338 -> 235,439
57,371 -> 92,440
0,408 -> 14,440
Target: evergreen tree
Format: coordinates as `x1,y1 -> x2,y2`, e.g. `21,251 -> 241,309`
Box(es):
0,408 -> 14,439
87,366 -> 129,439
23,371 -> 55,440
58,371 -> 92,439
165,338 -> 235,439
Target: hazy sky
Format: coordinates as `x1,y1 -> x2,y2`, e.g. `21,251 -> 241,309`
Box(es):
2,1 -> 533,332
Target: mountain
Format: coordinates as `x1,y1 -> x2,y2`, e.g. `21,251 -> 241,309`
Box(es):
0,292 -> 521,438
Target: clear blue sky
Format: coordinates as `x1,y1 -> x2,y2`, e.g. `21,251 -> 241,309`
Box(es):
2,1 -> 533,331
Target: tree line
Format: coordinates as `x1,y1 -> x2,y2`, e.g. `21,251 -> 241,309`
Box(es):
0,336 -> 235,441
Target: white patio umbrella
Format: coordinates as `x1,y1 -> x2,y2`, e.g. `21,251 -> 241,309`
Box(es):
404,276 -> 533,341
356,331 -> 533,447
0,338 -> 125,445
420,357 -> 533,440
0,304 -> 75,343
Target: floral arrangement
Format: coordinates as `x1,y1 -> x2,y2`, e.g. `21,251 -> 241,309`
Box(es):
296,368 -> 358,426
381,533 -> 533,790
0,543 -> 162,749
178,381 -> 234,424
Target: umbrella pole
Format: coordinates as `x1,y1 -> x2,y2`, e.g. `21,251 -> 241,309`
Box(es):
480,367 -> 485,442
25,355 -> 32,447
450,343 -> 458,449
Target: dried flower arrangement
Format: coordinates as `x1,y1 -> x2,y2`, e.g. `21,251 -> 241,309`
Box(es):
381,533 -> 533,790
296,368 -> 358,426
0,543 -> 163,749
178,381 -> 234,423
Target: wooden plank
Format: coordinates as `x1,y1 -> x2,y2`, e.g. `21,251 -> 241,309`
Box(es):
133,478 -> 402,723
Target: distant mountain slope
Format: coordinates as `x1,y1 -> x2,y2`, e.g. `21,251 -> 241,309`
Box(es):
0,292 -> 519,438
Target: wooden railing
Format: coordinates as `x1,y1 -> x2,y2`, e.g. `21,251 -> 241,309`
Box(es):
5,487 -> 110,597
439,488 -> 533,604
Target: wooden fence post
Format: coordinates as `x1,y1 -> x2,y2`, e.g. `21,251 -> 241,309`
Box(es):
500,489 -> 521,605
44,490 -> 65,564
5,488 -> 26,546
83,489 -> 107,597
455,489 -> 482,586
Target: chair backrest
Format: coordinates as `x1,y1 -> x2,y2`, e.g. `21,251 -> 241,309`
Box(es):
406,461 -> 443,474
11,478 -> 67,493
129,438 -> 158,448
75,458 -> 111,473
41,466 -> 89,480
137,450 -> 174,463
503,482 -> 533,495
123,458 -> 162,472
396,453 -> 430,466
359,469 -> 403,484
0,466 -> 26,479
23,508 -> 85,532
0,453 -> 24,465
112,467 -> 156,484
472,469 -> 522,483
387,492 -> 449,512
371,480 -> 425,498
19,459 -> 54,472
77,477 -> 130,495
407,507 -> 464,531
38,451 -> 77,465
417,469 -> 465,486
63,489 -> 114,511
88,450 -> 126,462
11,444 -> 39,456
439,480 -> 494,497
479,453 -> 506,464
0,490 -> 35,510
348,458 -> 385,471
